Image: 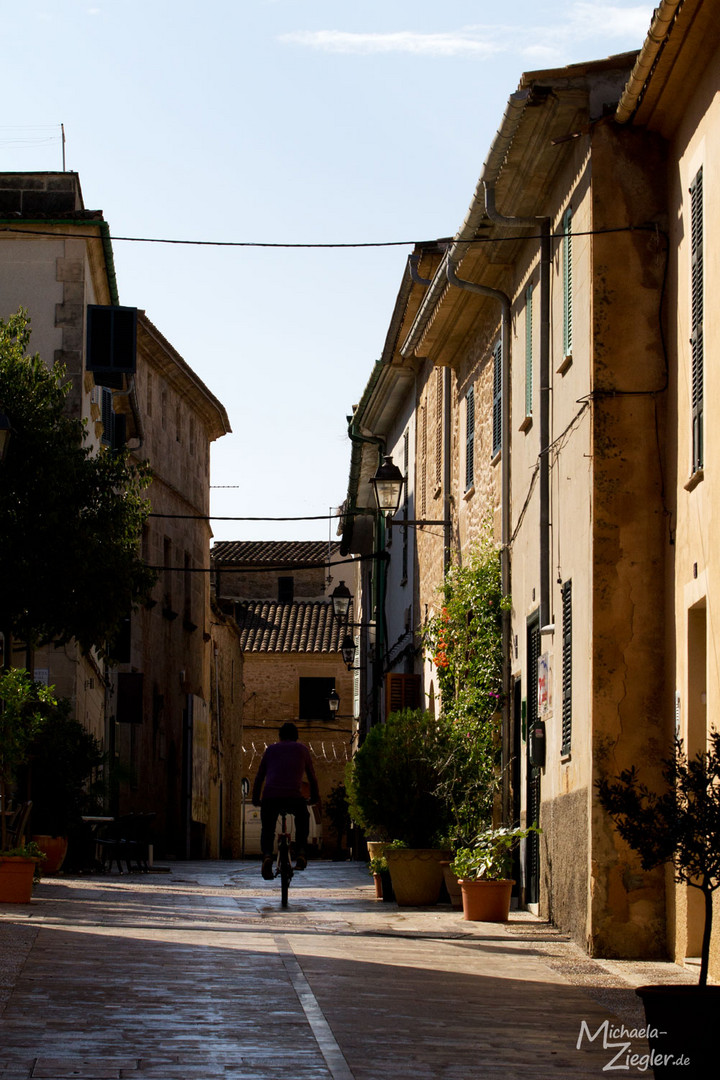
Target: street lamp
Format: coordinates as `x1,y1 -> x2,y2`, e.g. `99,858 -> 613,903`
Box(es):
370,455 -> 404,516
341,634 -> 356,669
328,688 -> 340,715
330,580 -> 352,621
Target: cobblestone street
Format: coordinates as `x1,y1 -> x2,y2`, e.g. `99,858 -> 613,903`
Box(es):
0,861 -> 697,1079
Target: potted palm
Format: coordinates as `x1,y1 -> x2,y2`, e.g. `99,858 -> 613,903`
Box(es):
346,708 -> 451,905
450,824 -> 540,922
597,735 -> 720,1077
0,668 -> 55,901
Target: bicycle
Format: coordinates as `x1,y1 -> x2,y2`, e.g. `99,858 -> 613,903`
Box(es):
275,811 -> 294,908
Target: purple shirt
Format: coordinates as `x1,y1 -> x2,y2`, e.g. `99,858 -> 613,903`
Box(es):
252,740 -> 319,802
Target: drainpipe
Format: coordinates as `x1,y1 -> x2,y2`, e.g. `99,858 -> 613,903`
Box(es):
408,255 -> 453,570
482,184 -> 552,634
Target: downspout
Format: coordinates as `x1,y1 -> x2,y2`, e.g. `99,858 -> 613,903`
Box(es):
408,255 -> 453,569
479,91 -> 552,832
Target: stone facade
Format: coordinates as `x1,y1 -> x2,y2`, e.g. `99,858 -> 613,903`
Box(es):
0,173 -> 235,861
212,541 -> 357,855
342,14 -> 720,979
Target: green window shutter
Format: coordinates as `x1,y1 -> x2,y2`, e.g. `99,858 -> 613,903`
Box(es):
691,168 -> 704,473
492,341 -> 502,457
562,208 -> 573,358
525,283 -> 533,417
465,385 -> 475,489
561,580 -> 572,755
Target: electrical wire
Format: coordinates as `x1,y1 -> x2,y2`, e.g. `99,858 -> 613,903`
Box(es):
0,223 -> 663,251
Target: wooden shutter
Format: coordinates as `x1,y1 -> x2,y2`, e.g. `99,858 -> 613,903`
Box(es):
562,208 -> 573,357
691,168 -> 704,473
492,342 -> 502,457
561,580 -> 572,755
525,283 -> 533,418
465,385 -> 475,489
117,672 -> 144,724
86,304 -> 137,387
385,673 -> 421,719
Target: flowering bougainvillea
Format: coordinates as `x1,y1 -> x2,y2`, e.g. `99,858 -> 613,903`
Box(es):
423,532 -> 509,845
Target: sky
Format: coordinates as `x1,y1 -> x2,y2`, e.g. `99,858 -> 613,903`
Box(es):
0,0 -> 655,544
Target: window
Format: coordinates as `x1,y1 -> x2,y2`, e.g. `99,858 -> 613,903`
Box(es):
100,386 -> 125,450
690,168 -> 704,473
420,405 -> 427,518
435,368 -> 443,487
562,207 -> 573,358
525,283 -> 533,418
385,673 -> 421,719
86,305 -> 137,387
465,384 -> 475,489
299,677 -> 336,720
401,429 -> 409,582
492,341 -> 502,458
278,576 -> 294,603
561,580 -> 572,755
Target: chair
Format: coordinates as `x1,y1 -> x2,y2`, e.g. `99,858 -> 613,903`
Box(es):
5,801 -> 33,848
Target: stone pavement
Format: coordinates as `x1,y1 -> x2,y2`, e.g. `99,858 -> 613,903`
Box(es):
0,860 -> 698,1080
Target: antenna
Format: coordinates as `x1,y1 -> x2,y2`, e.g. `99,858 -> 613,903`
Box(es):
61,123 -> 66,171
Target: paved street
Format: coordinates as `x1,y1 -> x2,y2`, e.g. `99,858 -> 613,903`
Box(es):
0,860 -> 697,1079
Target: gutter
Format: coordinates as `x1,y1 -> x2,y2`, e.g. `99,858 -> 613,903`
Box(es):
615,0 -> 683,123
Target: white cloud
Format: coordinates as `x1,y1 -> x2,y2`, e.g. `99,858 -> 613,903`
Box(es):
279,28 -> 503,58
279,4 -> 653,60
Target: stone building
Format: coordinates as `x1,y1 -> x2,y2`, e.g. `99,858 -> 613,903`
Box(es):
343,4 -> 720,980
615,0 -> 720,979
113,313 -> 234,859
212,540 -> 357,854
0,172 -> 237,860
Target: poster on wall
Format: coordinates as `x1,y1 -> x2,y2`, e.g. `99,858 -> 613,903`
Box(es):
191,694 -> 210,825
538,652 -> 551,716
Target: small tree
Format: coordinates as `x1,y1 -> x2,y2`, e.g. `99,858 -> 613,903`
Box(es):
0,668 -> 56,850
346,709 -> 450,847
597,734 -> 720,987
0,309 -> 155,654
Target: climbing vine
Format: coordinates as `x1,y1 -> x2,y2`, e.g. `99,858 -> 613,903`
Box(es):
424,533 -> 509,845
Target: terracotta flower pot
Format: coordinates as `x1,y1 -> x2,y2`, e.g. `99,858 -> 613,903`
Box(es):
31,834 -> 68,874
0,856 -> 37,903
385,848 -> 451,906
458,878 -> 514,921
440,860 -> 463,910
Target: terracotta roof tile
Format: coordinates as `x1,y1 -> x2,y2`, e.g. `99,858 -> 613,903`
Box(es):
234,600 -> 351,653
211,541 -> 339,567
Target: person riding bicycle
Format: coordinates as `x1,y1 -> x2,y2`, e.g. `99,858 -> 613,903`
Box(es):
251,722 -> 320,880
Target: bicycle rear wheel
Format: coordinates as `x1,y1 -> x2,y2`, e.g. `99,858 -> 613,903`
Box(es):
279,849 -> 293,907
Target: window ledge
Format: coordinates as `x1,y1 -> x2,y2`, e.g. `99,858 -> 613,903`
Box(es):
463,484 -> 475,502
519,415 -> 533,433
491,450 -> 501,467
684,468 -> 704,492
557,354 -> 573,376
561,751 -> 572,764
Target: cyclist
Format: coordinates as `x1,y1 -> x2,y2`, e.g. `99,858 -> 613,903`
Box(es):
251,722 -> 320,880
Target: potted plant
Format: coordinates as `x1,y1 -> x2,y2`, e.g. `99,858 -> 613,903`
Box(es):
450,824 -> 540,922
597,735 -> 720,1077
0,668 -> 55,902
346,708 -> 451,905
20,698 -> 104,872
367,854 -> 394,902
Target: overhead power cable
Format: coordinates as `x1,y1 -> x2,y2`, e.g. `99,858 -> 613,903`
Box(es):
0,223 -> 661,250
